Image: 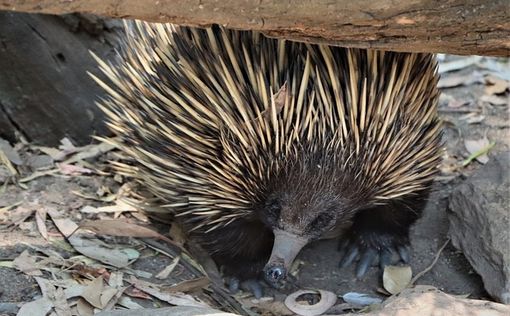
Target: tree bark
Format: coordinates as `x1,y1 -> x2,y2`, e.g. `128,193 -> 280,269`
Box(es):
1,0 -> 509,56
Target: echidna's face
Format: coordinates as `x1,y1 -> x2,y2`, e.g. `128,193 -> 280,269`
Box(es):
258,158 -> 356,286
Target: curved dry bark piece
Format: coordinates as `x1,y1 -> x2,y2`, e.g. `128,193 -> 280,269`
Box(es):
284,289 -> 337,316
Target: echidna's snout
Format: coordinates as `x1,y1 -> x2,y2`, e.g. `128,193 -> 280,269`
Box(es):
263,229 -> 308,287
264,265 -> 286,285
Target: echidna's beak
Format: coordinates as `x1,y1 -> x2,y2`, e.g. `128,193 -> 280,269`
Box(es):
263,229 -> 308,287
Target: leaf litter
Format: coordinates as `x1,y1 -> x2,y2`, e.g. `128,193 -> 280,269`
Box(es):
1,54 -> 509,315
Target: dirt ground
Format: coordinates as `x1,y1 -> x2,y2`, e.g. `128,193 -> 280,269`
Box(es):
0,54 -> 509,315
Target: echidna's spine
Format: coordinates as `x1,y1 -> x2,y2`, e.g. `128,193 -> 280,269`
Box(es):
91,21 -> 441,234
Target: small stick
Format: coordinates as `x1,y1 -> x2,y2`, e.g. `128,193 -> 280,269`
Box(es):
411,238 -> 450,285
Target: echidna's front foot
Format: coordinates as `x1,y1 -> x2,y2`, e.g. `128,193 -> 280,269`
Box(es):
228,277 -> 264,299
338,230 -> 411,278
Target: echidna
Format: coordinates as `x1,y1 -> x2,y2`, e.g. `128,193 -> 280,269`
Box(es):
91,21 -> 441,293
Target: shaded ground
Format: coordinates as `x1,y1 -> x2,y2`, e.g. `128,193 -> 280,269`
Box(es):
0,55 -> 508,315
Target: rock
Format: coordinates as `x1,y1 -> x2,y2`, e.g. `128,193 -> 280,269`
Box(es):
346,285 -> 510,316
448,151 -> 510,303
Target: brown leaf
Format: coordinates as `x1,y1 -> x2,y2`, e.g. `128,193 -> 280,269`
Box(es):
169,223 -> 187,247
155,256 -> 180,279
47,208 -> 79,237
76,298 -> 94,316
78,219 -> 183,250
68,235 -> 138,268
124,287 -> 152,300
26,155 -> 54,170
438,71 -> 483,89
58,163 -> 94,176
13,250 -> 42,276
53,287 -> 72,316
383,265 -> 412,294
166,277 -> 210,293
129,277 -> 209,307
260,82 -> 288,121
81,276 -> 105,309
480,94 -> 509,106
35,208 -> 48,240
447,98 -> 469,108
485,75 -> 509,95
0,138 -> 22,165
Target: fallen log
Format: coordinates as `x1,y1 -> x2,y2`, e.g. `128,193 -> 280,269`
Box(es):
1,0 -> 509,56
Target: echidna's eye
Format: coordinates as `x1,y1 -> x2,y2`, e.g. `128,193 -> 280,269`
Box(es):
265,199 -> 281,223
308,212 -> 333,232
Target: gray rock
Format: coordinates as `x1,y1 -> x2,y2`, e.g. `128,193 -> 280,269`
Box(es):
448,151 -> 510,304
346,285 -> 510,316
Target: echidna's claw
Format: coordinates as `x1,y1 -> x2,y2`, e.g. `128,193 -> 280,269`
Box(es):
339,246 -> 359,268
228,277 -> 240,293
338,231 -> 411,278
228,277 -> 264,299
398,245 -> 410,263
241,279 -> 264,299
356,248 -> 377,278
379,248 -> 393,269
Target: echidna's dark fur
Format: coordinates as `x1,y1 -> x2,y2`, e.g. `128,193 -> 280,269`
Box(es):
92,21 -> 442,282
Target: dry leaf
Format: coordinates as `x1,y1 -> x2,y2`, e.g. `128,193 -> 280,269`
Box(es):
17,297 -> 54,316
438,71 -> 483,89
34,146 -> 67,161
485,75 -> 509,95
58,163 -> 94,175
166,277 -> 210,293
47,208 -> 79,237
459,113 -> 485,124
26,155 -> 54,170
19,168 -> 60,183
284,289 -> 337,316
13,250 -> 42,276
62,141 -> 116,165
130,277 -> 209,308
78,219 -> 182,250
438,56 -> 482,74
169,223 -> 186,247
0,138 -> 22,165
383,265 -> 412,294
155,256 -> 180,279
480,94 -> 509,106
76,298 -> 94,316
447,98 -> 469,108
68,235 -> 138,268
342,292 -> 383,306
53,287 -> 72,316
81,276 -> 105,309
35,208 -> 49,240
464,138 -> 491,164
17,280 -> 87,316
116,296 -> 144,309
3,206 -> 34,226
0,149 -> 17,176
108,271 -> 125,288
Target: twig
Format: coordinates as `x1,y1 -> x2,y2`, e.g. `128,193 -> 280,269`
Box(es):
411,238 -> 450,285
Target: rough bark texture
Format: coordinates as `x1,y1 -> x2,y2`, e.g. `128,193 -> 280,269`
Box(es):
0,12 -> 119,145
448,151 -> 510,304
1,0 -> 509,56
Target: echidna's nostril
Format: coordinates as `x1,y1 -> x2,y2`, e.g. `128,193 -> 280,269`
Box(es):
264,265 -> 287,284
